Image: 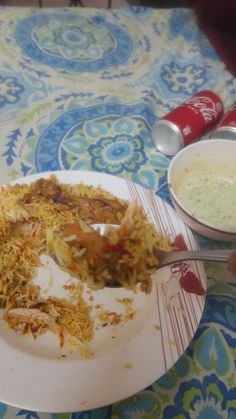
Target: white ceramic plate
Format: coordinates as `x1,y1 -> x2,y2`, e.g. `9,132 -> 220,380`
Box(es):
0,170 -> 206,413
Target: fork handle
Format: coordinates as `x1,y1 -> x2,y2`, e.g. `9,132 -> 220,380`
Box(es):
159,249 -> 235,268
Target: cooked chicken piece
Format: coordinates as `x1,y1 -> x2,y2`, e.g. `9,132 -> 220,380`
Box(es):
22,177 -> 62,203
6,308 -> 58,331
54,195 -> 127,224
20,176 -> 127,224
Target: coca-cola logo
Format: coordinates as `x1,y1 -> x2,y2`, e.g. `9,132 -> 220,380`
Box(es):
185,96 -> 222,123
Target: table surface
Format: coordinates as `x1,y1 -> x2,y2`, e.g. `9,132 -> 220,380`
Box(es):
0,5 -> 236,418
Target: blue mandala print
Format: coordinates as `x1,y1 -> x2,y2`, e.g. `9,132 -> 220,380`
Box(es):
168,9 -> 218,60
16,410 -> 39,418
15,12 -> 133,72
0,75 -> 24,107
169,9 -> 196,42
88,132 -> 147,175
162,375 -> 236,419
21,100 -> 170,191
198,35 -> 219,60
70,406 -> 112,419
0,403 -> 7,418
32,103 -> 156,173
190,326 -> 234,377
203,295 -> 236,332
160,62 -> 207,95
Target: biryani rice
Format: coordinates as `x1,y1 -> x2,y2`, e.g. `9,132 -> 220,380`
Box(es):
0,175 -> 171,354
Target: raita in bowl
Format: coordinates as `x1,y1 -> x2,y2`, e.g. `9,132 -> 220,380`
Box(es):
168,139 -> 236,242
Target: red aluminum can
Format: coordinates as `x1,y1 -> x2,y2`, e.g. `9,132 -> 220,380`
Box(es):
211,103 -> 236,140
152,90 -> 224,156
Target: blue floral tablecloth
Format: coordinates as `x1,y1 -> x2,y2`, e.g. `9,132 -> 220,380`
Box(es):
0,5 -> 236,418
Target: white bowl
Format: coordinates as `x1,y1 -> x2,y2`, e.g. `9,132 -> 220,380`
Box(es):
168,139 -> 236,242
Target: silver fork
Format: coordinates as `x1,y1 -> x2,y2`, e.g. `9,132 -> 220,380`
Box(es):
153,248 -> 234,269
92,224 -> 235,270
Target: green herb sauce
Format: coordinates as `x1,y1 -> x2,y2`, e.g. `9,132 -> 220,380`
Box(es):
173,162 -> 236,231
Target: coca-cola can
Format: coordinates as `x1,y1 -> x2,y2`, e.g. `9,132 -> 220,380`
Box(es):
211,103 -> 236,140
152,90 -> 224,156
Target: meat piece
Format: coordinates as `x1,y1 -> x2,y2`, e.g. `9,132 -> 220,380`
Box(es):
20,176 -> 127,224
23,177 -> 62,203
6,308 -> 58,331
54,195 -> 127,223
